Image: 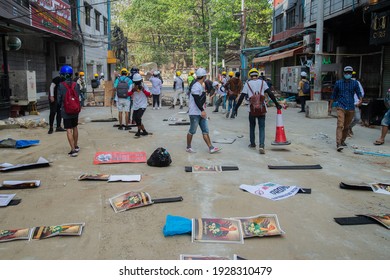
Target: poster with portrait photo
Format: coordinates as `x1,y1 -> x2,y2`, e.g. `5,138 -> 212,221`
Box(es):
233,214 -> 285,238
109,191 -> 153,213
358,214 -> 390,229
192,218 -> 244,244
32,223 -> 85,240
370,183 -> 390,195
0,228 -> 33,242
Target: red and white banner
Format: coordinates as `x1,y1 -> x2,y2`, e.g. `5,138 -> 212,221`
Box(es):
31,0 -> 72,39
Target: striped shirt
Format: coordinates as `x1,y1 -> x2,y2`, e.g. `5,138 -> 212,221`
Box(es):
331,79 -> 362,110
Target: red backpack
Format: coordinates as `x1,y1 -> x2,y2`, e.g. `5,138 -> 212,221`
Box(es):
62,81 -> 81,115
247,81 -> 266,116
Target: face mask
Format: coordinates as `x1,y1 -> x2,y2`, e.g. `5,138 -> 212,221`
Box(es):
344,74 -> 352,79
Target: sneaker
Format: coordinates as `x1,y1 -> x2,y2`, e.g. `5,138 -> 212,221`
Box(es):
68,150 -> 78,157
153,107 -> 156,110
186,147 -> 196,153
212,109 -> 218,113
209,147 -> 222,154
226,111 -> 230,118
180,105 -> 183,109
48,128 -> 53,134
248,144 -> 256,148
125,126 -> 132,130
230,114 -> 235,119
259,147 -> 265,154
337,145 -> 343,152
118,125 -> 124,130
56,127 -> 66,132
341,142 -> 347,147
141,131 -> 149,136
74,146 -> 80,152
134,132 -> 141,138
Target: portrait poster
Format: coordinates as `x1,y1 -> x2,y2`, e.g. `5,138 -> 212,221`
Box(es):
358,214 -> 390,229
1,180 -> 41,189
233,214 -> 285,238
192,218 -> 244,244
180,254 -> 231,260
0,228 -> 33,243
192,165 -> 222,173
370,183 -> 390,195
240,182 -> 300,201
32,223 -> 85,240
93,152 -> 147,165
109,191 -> 153,213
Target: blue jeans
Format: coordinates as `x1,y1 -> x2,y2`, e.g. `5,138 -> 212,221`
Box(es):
189,115 -> 209,135
249,114 -> 266,147
227,98 -> 237,112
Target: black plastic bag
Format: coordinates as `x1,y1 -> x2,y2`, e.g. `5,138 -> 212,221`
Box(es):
147,147 -> 172,167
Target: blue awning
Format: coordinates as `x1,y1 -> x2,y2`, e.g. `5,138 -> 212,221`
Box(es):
254,41 -> 303,58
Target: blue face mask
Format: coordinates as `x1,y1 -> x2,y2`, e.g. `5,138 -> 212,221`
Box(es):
344,74 -> 352,80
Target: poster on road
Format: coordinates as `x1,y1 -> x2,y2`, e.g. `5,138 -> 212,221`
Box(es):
240,182 -> 300,201
93,152 -> 147,164
192,218 -> 244,244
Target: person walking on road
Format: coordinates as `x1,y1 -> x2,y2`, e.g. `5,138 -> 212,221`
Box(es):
57,65 -> 81,157
48,74 -> 66,134
186,68 -> 221,154
225,71 -> 243,119
113,68 -> 133,130
243,68 -> 282,154
328,66 -> 362,152
297,71 -> 310,113
172,71 -> 185,109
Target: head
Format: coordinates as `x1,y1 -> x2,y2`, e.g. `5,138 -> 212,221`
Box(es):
343,66 -> 353,80
74,72 -> 79,77
301,71 -> 307,79
189,70 -> 194,76
130,67 -> 137,75
79,71 -> 85,78
100,72 -> 104,78
260,72 -> 264,76
132,73 -> 143,86
228,71 -> 234,78
153,70 -> 159,77
120,68 -> 128,76
248,68 -> 259,80
59,65 -> 73,81
212,81 -> 219,88
176,71 -> 181,77
195,68 -> 207,81
235,71 -> 240,78
221,71 -> 226,76
94,73 -> 99,79
352,71 -> 357,80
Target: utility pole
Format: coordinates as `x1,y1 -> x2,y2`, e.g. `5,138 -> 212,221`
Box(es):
313,0 -> 324,102
240,0 -> 247,79
215,37 -> 218,80
209,26 -> 213,80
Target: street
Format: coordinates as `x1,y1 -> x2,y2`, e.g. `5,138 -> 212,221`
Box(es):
0,85 -> 389,260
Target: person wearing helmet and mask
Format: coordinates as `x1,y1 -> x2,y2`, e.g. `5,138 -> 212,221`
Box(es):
77,71 -> 87,107
57,65 -> 81,157
113,68 -> 133,130
298,71 -> 310,113
243,68 -> 282,154
186,68 -> 221,154
128,73 -> 151,137
329,66 -> 362,152
149,70 -> 163,109
172,71 -> 185,109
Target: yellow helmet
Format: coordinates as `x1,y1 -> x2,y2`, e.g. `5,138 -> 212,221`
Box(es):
248,68 -> 259,77
79,71 -> 85,76
189,70 -> 194,75
228,71 -> 234,77
176,71 -> 181,76
94,73 -> 99,77
120,68 -> 128,75
222,71 -> 226,75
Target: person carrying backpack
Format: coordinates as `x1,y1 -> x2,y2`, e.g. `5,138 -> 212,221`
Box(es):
298,71 -> 310,113
113,68 -> 133,130
242,68 -> 282,154
57,65 -> 81,157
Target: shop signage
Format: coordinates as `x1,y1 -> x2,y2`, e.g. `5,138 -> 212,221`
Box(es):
370,10 -> 390,45
30,0 -> 72,39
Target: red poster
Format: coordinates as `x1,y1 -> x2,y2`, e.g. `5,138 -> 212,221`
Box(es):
31,0 -> 72,39
93,152 -> 147,165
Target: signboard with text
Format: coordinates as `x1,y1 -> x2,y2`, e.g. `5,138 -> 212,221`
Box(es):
31,0 -> 72,39
370,11 -> 390,45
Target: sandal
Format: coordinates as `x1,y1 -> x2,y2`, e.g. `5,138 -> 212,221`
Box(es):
373,140 -> 384,145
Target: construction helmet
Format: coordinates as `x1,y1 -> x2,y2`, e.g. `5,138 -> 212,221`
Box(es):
228,71 -> 234,77
59,65 -> 73,75
212,81 -> 219,87
153,70 -> 159,76
344,66 -> 353,72
301,71 -> 307,77
79,71 -> 85,76
121,68 -> 128,75
132,73 -> 142,82
176,71 -> 181,76
352,71 -> 357,75
248,68 -> 259,77
189,70 -> 194,75
222,71 -> 226,75
100,72 -> 104,76
94,73 -> 99,77
195,68 -> 207,78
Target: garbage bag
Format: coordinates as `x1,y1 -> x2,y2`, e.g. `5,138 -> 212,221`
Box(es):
147,147 -> 172,167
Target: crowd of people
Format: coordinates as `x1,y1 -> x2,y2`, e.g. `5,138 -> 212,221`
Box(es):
50,64 -> 390,157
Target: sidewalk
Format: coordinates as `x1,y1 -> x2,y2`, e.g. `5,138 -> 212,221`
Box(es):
0,95 -> 389,260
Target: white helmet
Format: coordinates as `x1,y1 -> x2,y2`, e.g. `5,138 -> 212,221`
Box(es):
301,71 -> 307,77
100,72 -> 104,76
133,73 -> 142,82
212,81 -> 219,87
153,70 -> 159,76
195,68 -> 207,78
344,66 -> 353,72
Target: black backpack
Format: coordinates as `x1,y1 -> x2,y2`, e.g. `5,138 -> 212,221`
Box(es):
147,147 -> 172,167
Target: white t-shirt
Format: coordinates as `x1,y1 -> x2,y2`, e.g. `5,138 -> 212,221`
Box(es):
132,84 -> 150,110
189,81 -> 206,116
353,80 -> 364,105
242,79 -> 269,112
149,76 -> 162,95
217,85 -> 226,97
174,76 -> 184,91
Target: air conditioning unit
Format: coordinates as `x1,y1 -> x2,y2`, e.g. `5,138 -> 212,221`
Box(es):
59,56 -> 73,65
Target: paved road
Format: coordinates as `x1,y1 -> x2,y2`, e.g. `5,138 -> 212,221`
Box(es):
0,87 -> 389,260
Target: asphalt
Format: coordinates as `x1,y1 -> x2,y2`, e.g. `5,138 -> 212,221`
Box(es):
0,84 -> 389,260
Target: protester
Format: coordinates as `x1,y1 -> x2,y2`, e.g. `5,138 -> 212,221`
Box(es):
77,71 -> 87,107
149,71 -> 163,109
186,68 -> 221,154
57,65 -> 81,157
297,71 -> 310,113
113,68 -> 133,130
242,68 -> 282,154
225,72 -> 243,119
172,70 -> 185,109
328,66 -> 362,152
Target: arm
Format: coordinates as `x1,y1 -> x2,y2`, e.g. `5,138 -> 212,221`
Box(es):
264,89 -> 282,109
142,88 -> 151,97
49,83 -> 55,102
173,80 -> 176,90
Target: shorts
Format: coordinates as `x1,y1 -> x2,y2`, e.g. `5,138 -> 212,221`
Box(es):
188,115 -> 209,135
117,98 -> 131,112
381,109 -> 390,126
64,117 -> 78,129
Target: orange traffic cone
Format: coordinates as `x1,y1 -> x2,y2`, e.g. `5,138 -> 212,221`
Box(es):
271,108 -> 291,145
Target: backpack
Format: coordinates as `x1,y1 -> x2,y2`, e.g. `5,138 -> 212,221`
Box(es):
302,80 -> 310,95
91,79 -> 99,89
116,77 -> 129,98
147,147 -> 172,167
62,81 -> 81,115
247,81 -> 266,117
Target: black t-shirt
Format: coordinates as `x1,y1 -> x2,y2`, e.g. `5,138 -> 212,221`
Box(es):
50,76 -> 64,100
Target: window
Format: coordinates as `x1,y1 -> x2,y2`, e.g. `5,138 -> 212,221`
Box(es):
95,10 -> 101,31
85,2 -> 92,26
103,17 -> 108,35
275,15 -> 283,34
13,0 -> 29,8
286,8 -> 296,29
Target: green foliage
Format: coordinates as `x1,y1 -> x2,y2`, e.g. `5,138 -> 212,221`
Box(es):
112,0 -> 272,68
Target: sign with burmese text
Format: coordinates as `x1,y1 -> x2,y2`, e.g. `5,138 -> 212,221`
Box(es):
31,0 -> 72,39
370,11 -> 390,45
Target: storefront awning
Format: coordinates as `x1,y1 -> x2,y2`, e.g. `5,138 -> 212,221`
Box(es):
253,46 -> 304,63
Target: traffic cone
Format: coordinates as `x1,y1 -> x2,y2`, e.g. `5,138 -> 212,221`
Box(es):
271,109 -> 291,145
